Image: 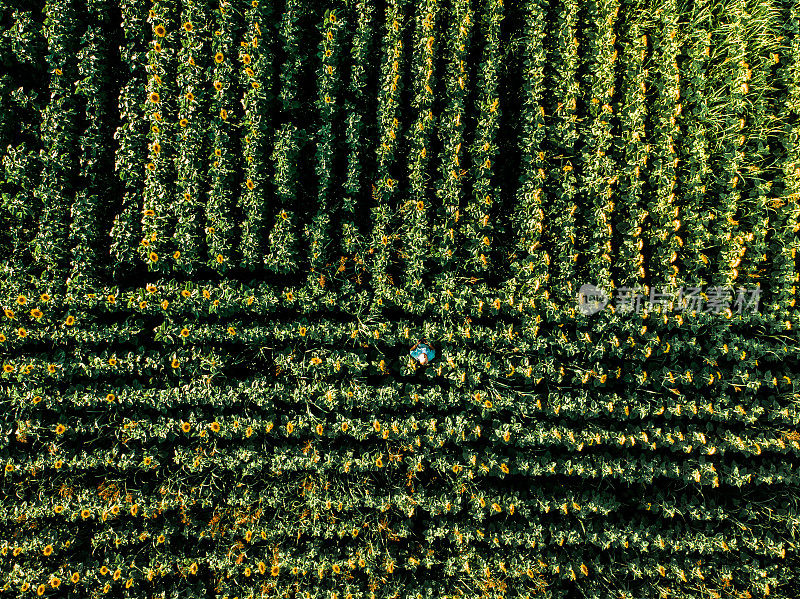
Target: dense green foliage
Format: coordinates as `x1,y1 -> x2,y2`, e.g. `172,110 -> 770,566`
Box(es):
1,0 -> 799,598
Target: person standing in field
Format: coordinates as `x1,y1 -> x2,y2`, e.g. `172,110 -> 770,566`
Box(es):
409,338 -> 435,365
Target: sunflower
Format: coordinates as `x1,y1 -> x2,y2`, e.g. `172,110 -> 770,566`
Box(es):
21,583 -> 30,592
219,109 -> 228,120
54,459 -> 63,469
99,566 -> 109,576
112,569 -> 121,581
3,364 -> 13,373
209,422 -> 220,433
271,565 -> 280,576
183,21 -> 193,32
244,567 -> 252,577
48,364 -> 56,373
181,289 -> 191,298
375,456 -> 383,467
130,504 -> 138,516
43,544 -> 53,556
173,250 -> 181,260
227,327 -> 236,335
54,505 -> 63,514
185,92 -> 194,102
189,563 -> 198,575
41,293 -> 51,302
144,209 -> 155,217
107,294 -> 115,304
214,80 -> 222,91
171,359 -> 180,369
315,423 -> 324,435
151,142 -> 161,154
71,572 -> 80,583
179,118 -> 188,127
246,425 -> 253,437
286,422 -> 294,435
4,309 -> 14,318
180,328 -> 190,338
246,178 -> 254,190
157,534 -> 165,544
17,295 -> 26,305
149,92 -> 160,103
81,509 -> 91,519
139,301 -> 148,309
245,67 -> 254,77
0,334 -> 5,343
17,328 -> 26,338
154,24 -> 166,36
484,400 -> 493,409
106,393 -> 115,402
146,162 -> 155,171
242,54 -> 251,64
214,52 -> 224,63
149,251 -> 159,262
500,463 -> 509,474
37,584 -> 46,596
55,424 -> 66,435
258,561 -> 266,575
161,299 -> 169,309
203,289 -> 211,299
5,463 -> 13,472
65,315 -> 75,326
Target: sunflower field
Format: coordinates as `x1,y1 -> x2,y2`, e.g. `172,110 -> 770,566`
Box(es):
1,0 -> 800,597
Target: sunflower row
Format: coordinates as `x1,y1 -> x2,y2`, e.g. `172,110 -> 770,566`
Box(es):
431,0 -> 472,270
237,1 -> 274,270
338,0 -> 374,257
614,23 -> 648,290
543,0 -> 580,308
675,6 -> 713,292
68,0 -> 116,286
462,0 -> 502,275
32,0 -> 82,285
644,0 -> 683,291
510,0 -> 548,295
306,7 -> 348,276
577,0 -> 619,293
766,2 -> 800,317
399,0 -> 437,292
141,0 -> 180,274
171,0 -> 212,273
206,0 -> 245,273
109,0 -> 149,275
